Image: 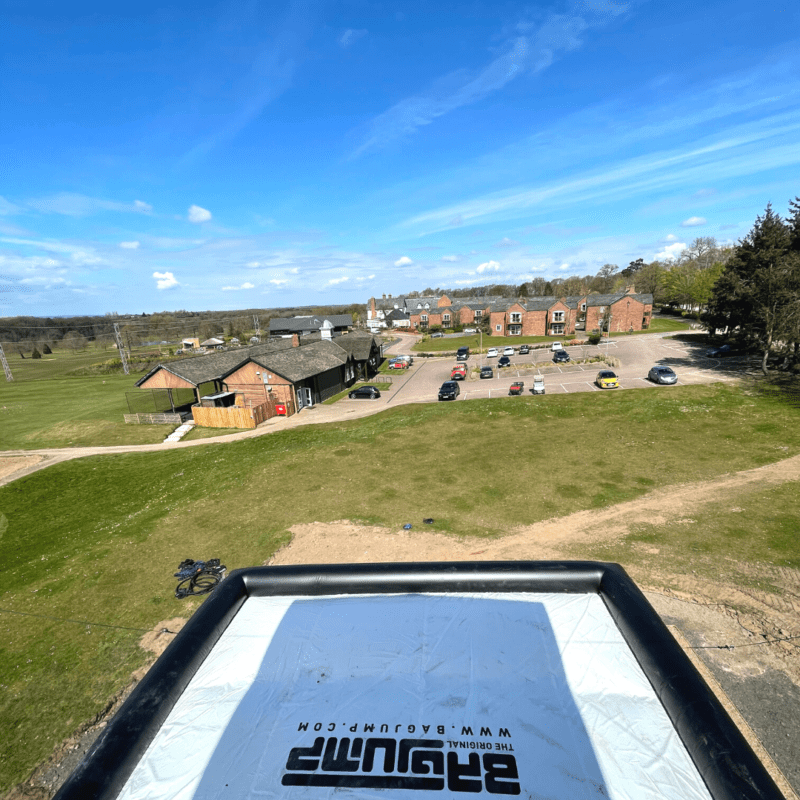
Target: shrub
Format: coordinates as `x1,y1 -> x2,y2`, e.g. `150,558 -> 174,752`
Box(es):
42,343 -> 52,354
31,347 -> 42,359
587,332 -> 603,345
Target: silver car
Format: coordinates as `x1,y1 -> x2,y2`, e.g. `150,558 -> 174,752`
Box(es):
648,365 -> 677,385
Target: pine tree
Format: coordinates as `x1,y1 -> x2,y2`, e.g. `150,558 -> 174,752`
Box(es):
32,347 -> 42,359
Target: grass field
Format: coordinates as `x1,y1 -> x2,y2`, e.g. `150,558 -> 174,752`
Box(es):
1,380 -> 799,790
0,346 -> 182,450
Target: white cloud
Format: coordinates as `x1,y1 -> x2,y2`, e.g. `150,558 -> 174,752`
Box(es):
120,241 -> 140,249
270,279 -> 288,286
441,255 -> 458,262
496,237 -> 519,247
476,260 -> 500,273
558,262 -> 570,270
655,242 -> 686,260
355,274 -> 375,281
682,216 -> 707,227
339,28 -> 367,47
221,282 -> 255,291
289,267 -> 300,274
666,234 -> 677,241
394,256 -> 413,267
25,193 -> 153,217
134,200 -> 153,213
0,196 -> 22,215
153,271 -> 179,290
327,276 -> 350,286
188,205 -> 212,223
246,261 -> 261,267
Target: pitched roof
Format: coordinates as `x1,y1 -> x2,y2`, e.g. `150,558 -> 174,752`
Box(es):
331,331 -> 380,360
250,340 -> 348,382
269,314 -> 352,333
585,292 -> 654,307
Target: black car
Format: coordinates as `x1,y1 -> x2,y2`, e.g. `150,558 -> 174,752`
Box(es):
498,356 -> 511,367
706,344 -> 733,357
348,386 -> 381,400
519,345 -> 530,354
438,381 -> 460,401
553,349 -> 570,363
480,366 -> 493,379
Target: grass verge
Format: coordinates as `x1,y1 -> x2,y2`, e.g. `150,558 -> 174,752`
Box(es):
1,381 -> 799,790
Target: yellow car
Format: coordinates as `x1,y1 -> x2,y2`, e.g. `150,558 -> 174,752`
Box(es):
595,370 -> 619,389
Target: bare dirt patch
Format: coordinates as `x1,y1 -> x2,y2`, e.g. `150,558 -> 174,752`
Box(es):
0,455 -> 46,484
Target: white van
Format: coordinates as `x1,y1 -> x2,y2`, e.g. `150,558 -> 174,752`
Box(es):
551,341 -> 563,351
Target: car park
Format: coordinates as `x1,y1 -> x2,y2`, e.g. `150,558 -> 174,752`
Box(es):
553,349 -> 570,363
503,347 -> 514,356
551,341 -> 563,351
487,348 -> 498,358
498,356 -> 511,367
519,345 -> 530,354
438,381 -> 460,401
480,366 -> 493,379
532,376 -> 545,395
595,370 -> 619,389
348,386 -> 381,400
509,381 -> 524,395
648,365 -> 677,384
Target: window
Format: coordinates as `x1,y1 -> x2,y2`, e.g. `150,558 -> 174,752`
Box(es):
443,314 -> 450,323
509,325 -> 522,335
496,324 -> 502,332
510,312 -> 522,323
552,311 -> 564,322
421,314 -> 428,322
551,323 -> 565,335
581,303 -> 586,312
474,310 -> 482,319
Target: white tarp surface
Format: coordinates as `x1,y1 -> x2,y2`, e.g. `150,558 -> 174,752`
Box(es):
119,593 -> 713,800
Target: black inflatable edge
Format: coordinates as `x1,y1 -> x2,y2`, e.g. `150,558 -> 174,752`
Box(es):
52,561 -> 782,800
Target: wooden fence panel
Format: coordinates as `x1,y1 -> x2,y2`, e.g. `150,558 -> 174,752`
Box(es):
191,401 -> 272,429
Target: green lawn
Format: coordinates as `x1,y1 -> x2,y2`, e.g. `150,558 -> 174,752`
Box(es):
0,346 -> 192,449
610,317 -> 691,335
1,381 -> 800,790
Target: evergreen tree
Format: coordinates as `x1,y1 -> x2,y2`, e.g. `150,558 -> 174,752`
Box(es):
32,347 -> 42,359
706,204 -> 800,374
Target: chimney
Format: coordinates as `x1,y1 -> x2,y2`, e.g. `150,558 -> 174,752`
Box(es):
626,285 -> 636,294
291,333 -> 299,347
321,320 -> 333,340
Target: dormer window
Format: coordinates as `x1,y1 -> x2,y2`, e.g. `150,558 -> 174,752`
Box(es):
552,311 -> 564,322
510,312 -> 522,323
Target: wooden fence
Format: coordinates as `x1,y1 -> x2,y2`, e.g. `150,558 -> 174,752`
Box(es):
191,400 -> 273,429
124,412 -> 184,425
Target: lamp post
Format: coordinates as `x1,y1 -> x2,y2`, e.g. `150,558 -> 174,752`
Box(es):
607,314 -> 612,360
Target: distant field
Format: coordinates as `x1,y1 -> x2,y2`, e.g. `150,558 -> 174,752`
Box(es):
0,346 -> 176,449
1,381 -> 799,791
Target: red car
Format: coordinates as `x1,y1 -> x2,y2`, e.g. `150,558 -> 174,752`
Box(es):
509,381 -> 525,395
451,364 -> 467,380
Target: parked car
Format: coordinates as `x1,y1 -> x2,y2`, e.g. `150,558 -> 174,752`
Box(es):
463,327 -> 477,334
438,381 -> 460,401
480,366 -> 493,379
553,349 -> 570,363
648,365 -> 677,384
498,356 -> 511,367
431,332 -> 445,338
487,348 -> 498,358
503,346 -> 514,356
509,381 -> 524,395
532,375 -> 545,395
706,344 -> 733,357
388,359 -> 408,369
519,344 -> 530,354
551,341 -> 563,351
348,386 -> 381,400
451,364 -> 467,380
395,354 -> 413,364
595,370 -> 619,389
456,346 -> 470,361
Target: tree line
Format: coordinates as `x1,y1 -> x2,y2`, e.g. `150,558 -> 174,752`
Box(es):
0,303 -> 366,357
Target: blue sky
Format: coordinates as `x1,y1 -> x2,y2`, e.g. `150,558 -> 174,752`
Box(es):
2,0 -> 799,316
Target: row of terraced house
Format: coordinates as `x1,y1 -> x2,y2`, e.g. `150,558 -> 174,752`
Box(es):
368,288 -> 654,337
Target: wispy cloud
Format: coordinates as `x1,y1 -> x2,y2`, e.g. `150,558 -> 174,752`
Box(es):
351,6 -> 626,157
270,278 -> 288,286
681,216 -> 707,227
394,256 -> 413,266
339,28 -> 367,47
25,193 -> 153,217
0,196 -> 22,215
441,255 -> 458,262
120,241 -> 140,249
326,276 -> 350,286
153,271 -> 179,289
